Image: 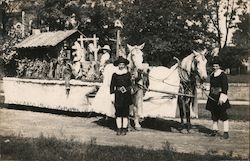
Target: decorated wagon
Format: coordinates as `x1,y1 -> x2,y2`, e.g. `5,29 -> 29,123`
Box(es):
3,30 -> 102,112
2,29 -> 208,131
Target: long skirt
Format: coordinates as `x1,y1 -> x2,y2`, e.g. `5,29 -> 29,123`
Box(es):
91,85 -> 115,117
206,93 -> 231,121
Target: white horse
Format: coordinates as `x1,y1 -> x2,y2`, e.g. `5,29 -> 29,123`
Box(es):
127,43 -> 149,130
176,50 -> 207,131
127,46 -> 207,131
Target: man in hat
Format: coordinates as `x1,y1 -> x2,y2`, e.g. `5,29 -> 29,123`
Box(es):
206,56 -> 231,139
110,56 -> 132,136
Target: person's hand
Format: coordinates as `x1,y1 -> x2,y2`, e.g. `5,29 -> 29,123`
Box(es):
218,99 -> 223,105
110,94 -> 115,104
218,93 -> 228,106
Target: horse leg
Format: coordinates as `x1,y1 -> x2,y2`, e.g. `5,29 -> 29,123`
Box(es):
185,99 -> 192,132
127,104 -> 134,131
134,90 -> 143,130
178,96 -> 185,128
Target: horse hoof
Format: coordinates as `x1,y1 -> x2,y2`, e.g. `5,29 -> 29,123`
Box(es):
187,124 -> 192,130
188,129 -> 196,134
128,127 -> 134,132
180,129 -> 188,134
135,127 -> 142,131
171,127 -> 179,133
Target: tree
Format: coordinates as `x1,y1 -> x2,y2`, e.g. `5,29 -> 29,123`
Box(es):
225,12 -> 250,73
36,0 -> 121,45
0,1 -> 7,38
2,0 -> 248,68
232,13 -> 250,48
122,0 -> 214,65
77,0 -> 120,45
38,0 -> 67,31
219,46 -> 248,70
205,0 -> 247,53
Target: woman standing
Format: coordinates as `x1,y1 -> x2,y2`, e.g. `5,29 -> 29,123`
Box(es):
206,57 -> 231,139
99,45 -> 111,73
110,56 -> 132,136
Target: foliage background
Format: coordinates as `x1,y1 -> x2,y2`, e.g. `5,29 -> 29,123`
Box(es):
0,0 -> 249,71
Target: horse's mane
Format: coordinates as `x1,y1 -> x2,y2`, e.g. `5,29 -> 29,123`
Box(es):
180,53 -> 195,75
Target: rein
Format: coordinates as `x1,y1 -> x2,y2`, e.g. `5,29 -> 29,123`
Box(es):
147,58 -> 198,91
177,56 -> 202,96
197,84 -> 217,102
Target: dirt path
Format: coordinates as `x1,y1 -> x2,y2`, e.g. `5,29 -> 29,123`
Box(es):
0,107 -> 249,159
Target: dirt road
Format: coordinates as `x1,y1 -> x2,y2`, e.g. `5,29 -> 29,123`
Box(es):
0,107 -> 249,159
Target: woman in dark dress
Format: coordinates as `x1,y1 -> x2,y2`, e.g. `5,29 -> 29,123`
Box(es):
110,56 -> 132,135
206,57 -> 231,139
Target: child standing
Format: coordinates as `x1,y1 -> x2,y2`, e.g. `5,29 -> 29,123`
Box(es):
206,57 -> 231,139
110,56 -> 132,135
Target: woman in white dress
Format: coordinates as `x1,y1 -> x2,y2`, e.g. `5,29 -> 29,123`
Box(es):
91,64 -> 117,117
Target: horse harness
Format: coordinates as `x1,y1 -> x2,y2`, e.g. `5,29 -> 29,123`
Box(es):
131,68 -> 149,95
128,47 -> 149,95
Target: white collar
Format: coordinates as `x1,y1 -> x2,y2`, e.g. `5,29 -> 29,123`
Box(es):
115,68 -> 128,75
214,69 -> 223,77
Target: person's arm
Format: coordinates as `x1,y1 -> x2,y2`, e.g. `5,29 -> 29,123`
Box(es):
110,74 -> 116,103
110,74 -> 116,94
221,72 -> 228,94
219,72 -> 229,104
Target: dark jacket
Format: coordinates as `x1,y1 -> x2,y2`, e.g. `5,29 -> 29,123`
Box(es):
110,72 -> 132,107
206,71 -> 231,111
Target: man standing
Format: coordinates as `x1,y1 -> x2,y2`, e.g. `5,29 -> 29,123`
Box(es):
206,57 -> 231,139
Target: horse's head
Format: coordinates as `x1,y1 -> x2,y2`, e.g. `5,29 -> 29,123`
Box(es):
192,49 -> 208,81
127,43 -> 145,70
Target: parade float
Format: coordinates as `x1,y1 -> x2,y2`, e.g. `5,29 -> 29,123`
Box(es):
3,28 -> 201,119
2,29 -> 182,118
3,30 -> 103,112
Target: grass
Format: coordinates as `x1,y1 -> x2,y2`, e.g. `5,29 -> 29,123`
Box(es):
0,135 -> 243,161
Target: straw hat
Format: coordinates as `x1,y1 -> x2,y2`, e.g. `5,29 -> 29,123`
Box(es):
101,45 -> 111,51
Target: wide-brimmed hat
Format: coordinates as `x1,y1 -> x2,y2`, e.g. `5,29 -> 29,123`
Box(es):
212,56 -> 222,66
101,45 -> 111,51
114,56 -> 129,66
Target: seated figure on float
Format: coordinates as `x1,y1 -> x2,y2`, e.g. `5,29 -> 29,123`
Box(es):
71,41 -> 87,79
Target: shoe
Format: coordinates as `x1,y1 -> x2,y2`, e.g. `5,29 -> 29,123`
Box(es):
223,132 -> 229,139
121,128 -> 127,136
116,128 -> 121,136
209,130 -> 219,137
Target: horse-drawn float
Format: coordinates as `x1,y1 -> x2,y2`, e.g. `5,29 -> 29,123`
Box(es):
2,30 -> 208,130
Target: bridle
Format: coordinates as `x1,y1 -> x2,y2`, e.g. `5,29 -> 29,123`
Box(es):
128,47 -> 149,92
128,47 -> 143,69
